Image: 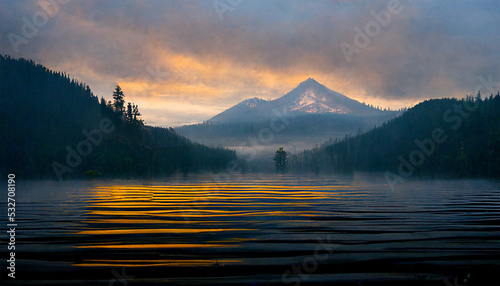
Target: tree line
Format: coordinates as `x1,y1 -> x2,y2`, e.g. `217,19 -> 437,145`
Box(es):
291,94 -> 500,179
0,55 -> 238,179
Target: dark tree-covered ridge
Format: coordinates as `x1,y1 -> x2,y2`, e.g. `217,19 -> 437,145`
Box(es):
0,55 -> 238,179
291,96 -> 500,179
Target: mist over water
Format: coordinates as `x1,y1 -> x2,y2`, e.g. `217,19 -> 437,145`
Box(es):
2,174 -> 499,284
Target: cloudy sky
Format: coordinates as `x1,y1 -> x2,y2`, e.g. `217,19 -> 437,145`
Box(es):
1,0 -> 498,126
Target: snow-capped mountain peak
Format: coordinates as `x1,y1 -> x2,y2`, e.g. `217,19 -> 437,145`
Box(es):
286,88 -> 347,113
209,78 -> 386,123
275,78 -> 353,114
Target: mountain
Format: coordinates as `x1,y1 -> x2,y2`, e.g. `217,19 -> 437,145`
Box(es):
291,96 -> 500,178
176,79 -> 398,167
0,55 -> 238,179
209,78 -> 386,123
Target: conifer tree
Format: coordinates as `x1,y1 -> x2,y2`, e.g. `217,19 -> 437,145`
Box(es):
274,147 -> 288,173
112,85 -> 125,115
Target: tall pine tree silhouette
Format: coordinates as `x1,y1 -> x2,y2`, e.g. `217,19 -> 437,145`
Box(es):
112,85 -> 125,115
274,147 -> 288,173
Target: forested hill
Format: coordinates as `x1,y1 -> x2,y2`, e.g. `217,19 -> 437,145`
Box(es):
291,96 -> 500,178
0,55 -> 237,179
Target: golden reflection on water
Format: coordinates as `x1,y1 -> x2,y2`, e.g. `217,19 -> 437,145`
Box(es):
74,182 -> 351,267
77,243 -> 238,249
74,259 -> 243,267
86,210 -> 332,217
77,228 -> 252,235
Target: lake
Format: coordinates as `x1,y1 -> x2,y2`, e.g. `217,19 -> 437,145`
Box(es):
1,173 -> 499,285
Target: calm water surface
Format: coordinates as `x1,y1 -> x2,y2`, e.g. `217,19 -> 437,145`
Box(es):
2,174 -> 499,285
